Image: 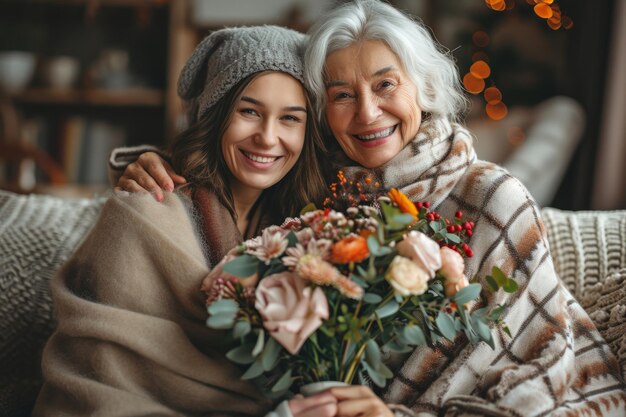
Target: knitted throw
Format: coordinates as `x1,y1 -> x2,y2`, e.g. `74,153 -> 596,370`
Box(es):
339,117 -> 626,416
32,191 -> 270,417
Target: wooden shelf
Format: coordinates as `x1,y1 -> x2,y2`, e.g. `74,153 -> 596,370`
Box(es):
21,0 -> 169,6
11,87 -> 165,107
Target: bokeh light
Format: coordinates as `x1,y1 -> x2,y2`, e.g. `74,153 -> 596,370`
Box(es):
472,51 -> 490,63
534,3 -> 553,19
484,87 -> 502,104
463,73 -> 486,94
486,102 -> 508,120
470,60 -> 491,79
472,31 -> 490,48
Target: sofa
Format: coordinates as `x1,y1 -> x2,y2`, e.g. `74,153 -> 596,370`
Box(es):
0,189 -> 625,416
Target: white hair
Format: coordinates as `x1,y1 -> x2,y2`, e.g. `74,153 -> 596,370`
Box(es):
304,0 -> 468,124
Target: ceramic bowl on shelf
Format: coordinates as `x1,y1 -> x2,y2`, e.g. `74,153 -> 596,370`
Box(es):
0,51 -> 36,92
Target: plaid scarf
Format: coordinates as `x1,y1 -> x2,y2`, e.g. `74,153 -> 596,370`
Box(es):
338,116 -> 626,416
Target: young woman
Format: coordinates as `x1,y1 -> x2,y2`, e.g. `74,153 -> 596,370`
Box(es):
32,25 -> 327,417
111,2 -> 625,416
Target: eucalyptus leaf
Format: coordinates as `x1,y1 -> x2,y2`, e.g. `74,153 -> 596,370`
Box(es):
207,299 -> 239,315
226,344 -> 255,365
223,255 -> 258,278
375,300 -> 399,319
472,316 -> 493,342
252,329 -> 265,357
261,337 -> 281,371
492,266 -> 508,287
271,369 -> 293,392
377,361 -> 394,378
363,293 -> 383,304
233,320 -> 251,339
402,324 -> 426,345
351,275 -> 369,289
446,233 -> 461,244
362,361 -> 386,387
391,213 -> 414,226
453,283 -> 482,305
367,235 -> 381,254
241,359 -> 264,380
365,339 -> 381,367
384,339 -> 413,353
435,311 -> 457,341
380,200 -> 400,222
485,275 -> 499,292
206,313 -> 236,329
429,221 -> 442,233
503,278 -> 519,293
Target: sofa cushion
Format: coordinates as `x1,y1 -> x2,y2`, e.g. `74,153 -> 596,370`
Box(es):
0,190 -> 105,416
541,207 -> 626,299
579,268 -> 626,379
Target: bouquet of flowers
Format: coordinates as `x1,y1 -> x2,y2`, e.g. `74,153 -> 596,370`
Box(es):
201,184 -> 517,397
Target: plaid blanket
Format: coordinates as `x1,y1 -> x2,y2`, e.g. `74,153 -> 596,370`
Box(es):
340,116 -> 626,416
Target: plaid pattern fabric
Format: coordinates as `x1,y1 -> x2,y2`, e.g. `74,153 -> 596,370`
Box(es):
339,117 -> 626,416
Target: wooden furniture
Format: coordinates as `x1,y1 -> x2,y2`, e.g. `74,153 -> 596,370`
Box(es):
0,0 -> 197,194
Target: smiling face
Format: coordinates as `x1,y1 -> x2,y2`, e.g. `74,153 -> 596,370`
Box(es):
222,72 -> 308,200
324,40 -> 422,168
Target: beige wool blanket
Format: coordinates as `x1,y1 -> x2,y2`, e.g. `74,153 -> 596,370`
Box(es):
339,116 -> 626,416
32,192 -> 271,417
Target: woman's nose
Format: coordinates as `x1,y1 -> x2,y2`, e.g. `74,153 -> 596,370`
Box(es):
253,121 -> 279,147
356,92 -> 383,124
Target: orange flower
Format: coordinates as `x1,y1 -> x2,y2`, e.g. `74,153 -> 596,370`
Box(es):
331,235 -> 369,264
388,188 -> 418,219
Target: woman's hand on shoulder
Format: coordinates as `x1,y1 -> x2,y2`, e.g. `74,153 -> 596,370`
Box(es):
114,152 -> 186,202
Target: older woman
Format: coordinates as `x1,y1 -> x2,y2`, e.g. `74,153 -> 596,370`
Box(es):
113,1 -> 625,416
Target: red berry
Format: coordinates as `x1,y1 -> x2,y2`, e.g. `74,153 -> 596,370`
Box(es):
427,213 -> 435,221
416,202 -> 423,209
447,225 -> 455,233
455,224 -> 462,232
424,201 -> 431,208
462,243 -> 469,251
463,221 -> 471,230
434,213 -> 441,220
466,230 -> 473,237
455,210 -> 463,218
445,219 -> 451,225
469,221 -> 475,228
464,248 -> 474,257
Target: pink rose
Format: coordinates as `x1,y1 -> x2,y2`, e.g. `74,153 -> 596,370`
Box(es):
439,247 -> 469,297
255,272 -> 329,354
396,231 -> 442,278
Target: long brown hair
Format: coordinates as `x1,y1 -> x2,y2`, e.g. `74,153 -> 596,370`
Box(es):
170,71 -> 328,224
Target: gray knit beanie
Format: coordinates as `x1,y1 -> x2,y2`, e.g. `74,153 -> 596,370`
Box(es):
177,25 -> 306,120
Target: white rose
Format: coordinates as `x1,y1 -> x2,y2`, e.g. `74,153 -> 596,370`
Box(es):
385,256 -> 429,297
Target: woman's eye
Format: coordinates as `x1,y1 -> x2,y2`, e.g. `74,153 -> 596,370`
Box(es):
282,114 -> 302,122
379,80 -> 394,89
240,108 -> 258,116
333,92 -> 352,101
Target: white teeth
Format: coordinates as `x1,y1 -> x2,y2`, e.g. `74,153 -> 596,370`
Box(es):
355,126 -> 396,141
242,151 -> 278,163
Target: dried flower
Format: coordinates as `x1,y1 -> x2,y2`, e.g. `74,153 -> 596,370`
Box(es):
246,227 -> 288,264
